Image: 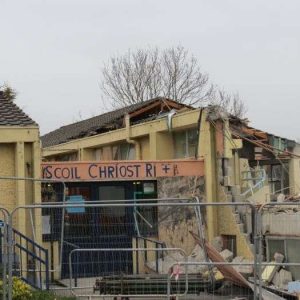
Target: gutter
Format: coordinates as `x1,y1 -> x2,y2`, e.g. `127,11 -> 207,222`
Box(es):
125,114 -> 141,159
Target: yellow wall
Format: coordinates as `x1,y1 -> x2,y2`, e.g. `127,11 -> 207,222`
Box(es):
41,108 -> 255,259
139,136 -> 150,160
217,206 -> 253,259
198,116 -> 218,241
132,237 -> 159,274
0,126 -> 42,285
0,127 -> 41,240
42,109 -> 201,159
0,144 -> 16,212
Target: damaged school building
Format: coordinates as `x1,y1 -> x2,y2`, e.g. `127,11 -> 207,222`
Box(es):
40,97 -> 300,286
1,92 -> 300,296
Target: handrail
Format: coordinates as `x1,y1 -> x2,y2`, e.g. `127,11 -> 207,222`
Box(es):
134,236 -> 166,248
12,228 -> 47,252
134,235 -> 166,274
12,227 -> 49,290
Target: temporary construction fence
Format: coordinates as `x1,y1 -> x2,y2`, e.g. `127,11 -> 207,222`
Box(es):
257,202 -> 300,298
0,174 -> 298,299
0,197 -> 266,300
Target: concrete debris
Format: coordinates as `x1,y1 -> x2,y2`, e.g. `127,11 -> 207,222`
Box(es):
211,236 -> 223,252
272,269 -> 293,290
186,244 -> 208,273
262,265 -> 278,283
146,244 -> 207,274
262,253 -> 284,284
247,282 -> 285,300
190,231 -> 250,288
288,281 -> 300,294
274,252 -> 284,263
146,252 -> 185,274
220,249 -> 234,262
277,193 -> 285,202
232,256 -> 253,278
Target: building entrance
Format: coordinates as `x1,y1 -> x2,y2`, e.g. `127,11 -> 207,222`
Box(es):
43,181 -> 157,278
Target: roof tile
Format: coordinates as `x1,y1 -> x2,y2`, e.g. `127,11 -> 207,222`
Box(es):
41,97 -> 184,147
0,92 -> 37,127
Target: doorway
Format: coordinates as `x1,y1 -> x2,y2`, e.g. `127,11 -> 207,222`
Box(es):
60,181 -> 157,278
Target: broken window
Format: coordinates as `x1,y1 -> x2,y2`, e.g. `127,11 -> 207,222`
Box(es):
267,237 -> 300,279
268,164 -> 290,194
173,128 -> 198,158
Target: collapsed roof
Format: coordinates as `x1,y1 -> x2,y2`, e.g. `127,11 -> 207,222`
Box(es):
41,97 -> 192,147
229,116 -> 297,161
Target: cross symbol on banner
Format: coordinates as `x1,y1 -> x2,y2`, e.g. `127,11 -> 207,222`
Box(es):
162,164 -> 171,174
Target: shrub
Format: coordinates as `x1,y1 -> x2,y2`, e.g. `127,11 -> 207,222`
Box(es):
12,277 -> 32,300
0,277 -> 75,300
31,290 -> 76,300
0,277 -> 32,300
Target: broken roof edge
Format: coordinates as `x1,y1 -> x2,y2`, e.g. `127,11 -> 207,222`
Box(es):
41,106 -> 203,150
55,97 -> 193,131
229,116 -> 296,146
41,97 -> 194,148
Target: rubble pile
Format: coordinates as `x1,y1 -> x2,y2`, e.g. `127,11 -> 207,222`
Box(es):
146,236 -> 253,280
261,252 -> 297,295
147,233 -> 300,298
271,192 -> 300,202
146,244 -> 208,274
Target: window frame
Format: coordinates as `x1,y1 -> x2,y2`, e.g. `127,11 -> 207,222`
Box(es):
173,127 -> 198,158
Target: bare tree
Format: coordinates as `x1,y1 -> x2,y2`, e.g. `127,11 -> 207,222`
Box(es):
101,46 -> 214,107
212,88 -> 247,119
160,46 -> 214,105
101,45 -> 247,117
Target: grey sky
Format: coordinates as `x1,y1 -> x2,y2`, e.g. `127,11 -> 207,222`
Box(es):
1,0 -> 299,139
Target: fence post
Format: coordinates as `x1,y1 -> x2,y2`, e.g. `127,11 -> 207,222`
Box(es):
257,208 -> 263,300
45,249 -> 50,290
1,211 -> 8,300
7,215 -> 13,300
252,205 -> 259,300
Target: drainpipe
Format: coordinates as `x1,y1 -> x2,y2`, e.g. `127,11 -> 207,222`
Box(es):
125,114 -> 141,160
167,109 -> 177,132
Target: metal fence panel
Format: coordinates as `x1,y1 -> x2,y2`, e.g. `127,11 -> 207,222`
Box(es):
258,202 -> 300,299
9,200 -> 259,299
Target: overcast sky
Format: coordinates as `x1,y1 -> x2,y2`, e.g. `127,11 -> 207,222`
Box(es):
0,0 -> 299,139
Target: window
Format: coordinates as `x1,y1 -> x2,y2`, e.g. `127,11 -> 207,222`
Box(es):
173,128 -> 198,158
94,143 -> 136,161
221,235 -> 237,257
267,237 -> 300,279
268,164 -> 290,194
113,143 -> 136,160
54,152 -> 78,161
